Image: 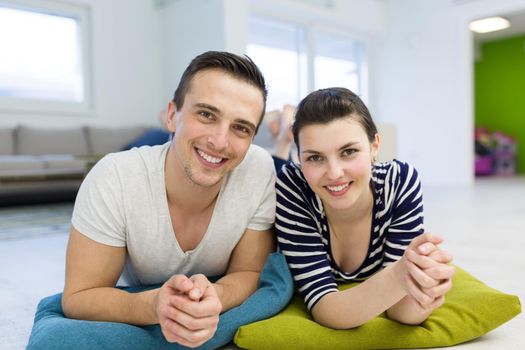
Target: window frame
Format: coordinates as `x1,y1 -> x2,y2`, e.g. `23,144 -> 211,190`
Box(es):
247,12 -> 370,105
0,0 -> 93,115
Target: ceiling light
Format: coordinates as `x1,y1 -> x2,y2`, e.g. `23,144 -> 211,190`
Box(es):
469,17 -> 510,33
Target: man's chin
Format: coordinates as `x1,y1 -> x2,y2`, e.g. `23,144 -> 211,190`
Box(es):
187,174 -> 224,188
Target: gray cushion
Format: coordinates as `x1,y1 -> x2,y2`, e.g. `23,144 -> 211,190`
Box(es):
16,126 -> 89,156
41,155 -> 87,172
0,128 -> 15,155
0,155 -> 45,171
0,155 -> 86,178
86,126 -> 147,155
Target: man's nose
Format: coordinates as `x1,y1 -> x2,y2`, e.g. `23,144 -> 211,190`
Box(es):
207,124 -> 229,151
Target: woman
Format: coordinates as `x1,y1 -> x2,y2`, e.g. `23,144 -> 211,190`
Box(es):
276,88 -> 455,329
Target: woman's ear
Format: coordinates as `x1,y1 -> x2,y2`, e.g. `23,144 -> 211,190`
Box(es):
371,133 -> 381,162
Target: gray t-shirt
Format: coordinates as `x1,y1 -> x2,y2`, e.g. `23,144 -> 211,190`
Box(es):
72,142 -> 276,286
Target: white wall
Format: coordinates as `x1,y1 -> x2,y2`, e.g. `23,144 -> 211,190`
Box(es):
0,0 -> 164,128
159,0 -> 250,100
372,0 -> 525,186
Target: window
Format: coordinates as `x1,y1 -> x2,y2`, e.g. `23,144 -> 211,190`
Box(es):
0,0 -> 91,113
247,17 -> 307,111
314,30 -> 366,95
247,16 -> 367,111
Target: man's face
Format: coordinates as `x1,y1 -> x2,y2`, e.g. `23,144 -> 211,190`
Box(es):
166,69 -> 264,188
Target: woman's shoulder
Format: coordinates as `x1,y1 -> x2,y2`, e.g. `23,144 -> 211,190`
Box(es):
276,162 -> 317,202
373,159 -> 421,189
277,161 -> 305,182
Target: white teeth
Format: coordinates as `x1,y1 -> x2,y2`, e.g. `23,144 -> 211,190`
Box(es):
326,183 -> 349,192
197,149 -> 223,164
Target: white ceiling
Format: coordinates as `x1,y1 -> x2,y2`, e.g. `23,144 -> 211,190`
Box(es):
474,10 -> 525,42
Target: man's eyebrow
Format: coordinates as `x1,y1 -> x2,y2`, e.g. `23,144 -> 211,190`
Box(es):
194,103 -> 222,115
302,142 -> 360,154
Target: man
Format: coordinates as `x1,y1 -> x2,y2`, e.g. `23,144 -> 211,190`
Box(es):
61,51 -> 276,348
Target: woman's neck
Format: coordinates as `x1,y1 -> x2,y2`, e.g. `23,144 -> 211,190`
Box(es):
325,186 -> 374,228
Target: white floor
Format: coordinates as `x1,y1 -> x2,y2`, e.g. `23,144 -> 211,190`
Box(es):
0,177 -> 523,349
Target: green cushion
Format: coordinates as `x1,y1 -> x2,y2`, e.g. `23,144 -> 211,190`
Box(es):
234,266 -> 521,349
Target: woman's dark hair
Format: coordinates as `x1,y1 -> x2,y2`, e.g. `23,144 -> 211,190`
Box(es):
292,87 -> 378,150
173,51 -> 267,130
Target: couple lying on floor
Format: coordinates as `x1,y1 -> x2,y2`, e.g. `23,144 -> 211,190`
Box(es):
29,51 -> 454,348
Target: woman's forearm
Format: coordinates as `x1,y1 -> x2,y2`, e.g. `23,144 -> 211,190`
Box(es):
311,263 -> 407,329
386,294 -> 432,325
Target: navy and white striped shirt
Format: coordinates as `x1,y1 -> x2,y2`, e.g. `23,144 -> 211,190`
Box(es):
276,159 -> 424,311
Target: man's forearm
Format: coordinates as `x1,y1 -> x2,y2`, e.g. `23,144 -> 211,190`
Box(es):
213,271 -> 260,312
62,287 -> 159,325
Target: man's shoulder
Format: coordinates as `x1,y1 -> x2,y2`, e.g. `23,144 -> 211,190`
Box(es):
85,143 -> 168,186
98,143 -> 168,169
236,144 -> 275,173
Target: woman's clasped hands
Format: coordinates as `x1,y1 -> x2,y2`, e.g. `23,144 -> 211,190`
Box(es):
397,233 -> 456,312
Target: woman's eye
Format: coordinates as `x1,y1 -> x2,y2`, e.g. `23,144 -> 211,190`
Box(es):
342,149 -> 356,157
306,155 -> 322,162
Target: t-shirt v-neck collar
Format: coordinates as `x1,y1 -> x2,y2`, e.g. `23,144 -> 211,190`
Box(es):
158,145 -> 229,257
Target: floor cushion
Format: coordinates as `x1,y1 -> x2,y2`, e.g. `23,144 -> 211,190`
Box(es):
27,252 -> 293,350
234,265 -> 521,349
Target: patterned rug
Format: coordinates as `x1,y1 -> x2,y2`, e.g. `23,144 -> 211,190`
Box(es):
0,202 -> 73,241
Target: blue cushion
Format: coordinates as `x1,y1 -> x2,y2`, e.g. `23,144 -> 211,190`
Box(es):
26,252 -> 293,350
123,128 -> 171,150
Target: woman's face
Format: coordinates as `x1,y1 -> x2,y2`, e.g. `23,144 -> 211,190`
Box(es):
298,116 -> 379,213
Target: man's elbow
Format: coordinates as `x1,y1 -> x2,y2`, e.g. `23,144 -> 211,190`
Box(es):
61,291 -> 84,319
61,293 -> 75,318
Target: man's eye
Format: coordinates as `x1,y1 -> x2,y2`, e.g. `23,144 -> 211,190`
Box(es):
198,111 -> 213,119
233,124 -> 251,136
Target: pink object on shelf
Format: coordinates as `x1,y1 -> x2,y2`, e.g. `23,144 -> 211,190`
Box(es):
475,155 -> 493,176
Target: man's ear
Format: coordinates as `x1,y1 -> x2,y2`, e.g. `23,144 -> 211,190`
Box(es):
166,101 -> 177,133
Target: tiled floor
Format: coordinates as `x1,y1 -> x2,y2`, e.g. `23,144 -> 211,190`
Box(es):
0,177 -> 523,349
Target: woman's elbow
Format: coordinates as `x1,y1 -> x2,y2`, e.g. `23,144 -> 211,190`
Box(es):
386,310 -> 428,326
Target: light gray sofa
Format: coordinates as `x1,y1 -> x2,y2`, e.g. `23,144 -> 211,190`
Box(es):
0,125 -> 148,205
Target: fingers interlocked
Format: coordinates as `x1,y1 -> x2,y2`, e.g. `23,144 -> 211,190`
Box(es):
403,233 -> 455,310
157,274 -> 222,348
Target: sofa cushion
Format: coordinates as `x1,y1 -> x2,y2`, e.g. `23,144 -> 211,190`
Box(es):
41,155 -> 87,172
86,126 -> 147,155
0,155 -> 46,171
16,126 -> 89,156
0,128 -> 15,155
